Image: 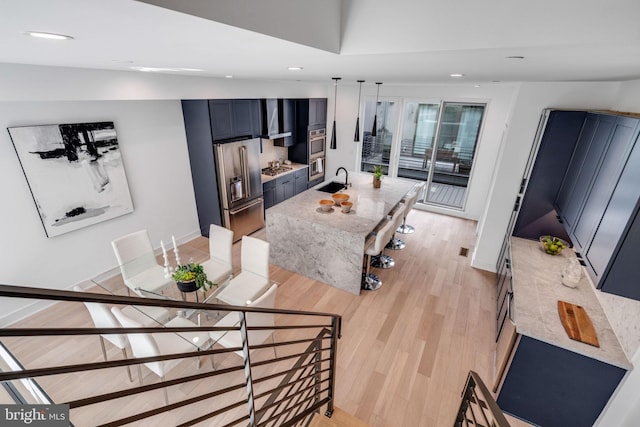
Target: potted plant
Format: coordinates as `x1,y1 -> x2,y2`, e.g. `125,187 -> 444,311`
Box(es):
172,261 -> 215,293
372,165 -> 383,188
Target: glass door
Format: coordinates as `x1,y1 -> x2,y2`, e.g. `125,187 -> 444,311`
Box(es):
396,101 -> 485,209
398,102 -> 440,183
424,103 -> 484,208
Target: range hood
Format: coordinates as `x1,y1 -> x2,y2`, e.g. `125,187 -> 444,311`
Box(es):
260,99 -> 293,141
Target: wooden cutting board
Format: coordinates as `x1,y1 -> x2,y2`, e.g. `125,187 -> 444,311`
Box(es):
558,301 -> 600,347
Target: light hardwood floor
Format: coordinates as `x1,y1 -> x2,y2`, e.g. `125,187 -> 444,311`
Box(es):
2,209 -> 497,426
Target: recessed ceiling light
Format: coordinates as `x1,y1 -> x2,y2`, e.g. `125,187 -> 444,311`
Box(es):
505,56 -> 525,60
224,75 -> 234,79
26,31 -> 73,40
287,67 -> 303,71
450,73 -> 465,78
474,84 -> 481,88
130,66 -> 203,73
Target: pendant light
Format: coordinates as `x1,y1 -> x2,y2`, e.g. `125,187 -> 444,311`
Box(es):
354,80 -> 365,142
371,82 -> 382,137
330,77 -> 341,149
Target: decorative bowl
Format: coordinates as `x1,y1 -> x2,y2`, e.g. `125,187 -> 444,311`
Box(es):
319,199 -> 334,212
539,235 -> 569,255
331,193 -> 350,206
340,201 -> 353,213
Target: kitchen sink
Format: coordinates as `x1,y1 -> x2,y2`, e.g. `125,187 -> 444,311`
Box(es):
316,181 -> 347,193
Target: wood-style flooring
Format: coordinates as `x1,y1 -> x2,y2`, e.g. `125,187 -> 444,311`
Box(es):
1,210 -> 498,426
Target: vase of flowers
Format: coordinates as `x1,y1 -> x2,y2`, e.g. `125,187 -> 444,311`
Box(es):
172,262 -> 215,292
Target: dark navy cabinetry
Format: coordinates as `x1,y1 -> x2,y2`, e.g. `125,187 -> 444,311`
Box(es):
554,113 -> 640,294
513,110 -> 586,241
309,98 -> 327,128
263,168 -> 308,211
181,100 -> 223,236
209,99 -> 260,141
498,336 -> 625,427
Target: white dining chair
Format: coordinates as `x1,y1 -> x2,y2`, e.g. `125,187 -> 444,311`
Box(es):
111,229 -> 173,297
111,307 -> 199,404
215,236 -> 270,306
209,284 -> 278,363
200,224 -> 234,292
74,286 -> 170,382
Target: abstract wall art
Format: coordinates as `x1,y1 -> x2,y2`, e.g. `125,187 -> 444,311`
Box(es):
8,122 -> 134,237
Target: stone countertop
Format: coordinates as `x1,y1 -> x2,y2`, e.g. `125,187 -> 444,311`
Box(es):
261,162 -> 308,183
510,237 -> 631,369
266,172 -> 417,236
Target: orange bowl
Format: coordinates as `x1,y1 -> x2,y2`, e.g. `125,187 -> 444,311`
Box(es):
331,193 -> 350,206
340,201 -> 353,213
319,199 -> 334,212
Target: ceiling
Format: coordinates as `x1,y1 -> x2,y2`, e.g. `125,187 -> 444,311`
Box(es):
2,0 -> 640,85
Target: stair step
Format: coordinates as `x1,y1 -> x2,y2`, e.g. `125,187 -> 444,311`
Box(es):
309,407 -> 370,427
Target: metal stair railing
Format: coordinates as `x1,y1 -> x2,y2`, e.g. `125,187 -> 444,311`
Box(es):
0,283 -> 341,427
455,370 -> 511,427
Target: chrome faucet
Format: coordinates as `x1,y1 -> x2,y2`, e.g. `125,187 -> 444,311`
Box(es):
336,167 -> 349,188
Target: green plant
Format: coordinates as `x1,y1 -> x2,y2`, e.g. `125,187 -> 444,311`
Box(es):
172,262 -> 215,291
373,165 -> 383,180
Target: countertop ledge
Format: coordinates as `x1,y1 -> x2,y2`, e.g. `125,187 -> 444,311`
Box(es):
510,237 -> 632,370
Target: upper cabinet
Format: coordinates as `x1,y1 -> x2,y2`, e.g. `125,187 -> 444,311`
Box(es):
553,113 -> 640,297
209,99 -> 261,141
309,98 -> 327,128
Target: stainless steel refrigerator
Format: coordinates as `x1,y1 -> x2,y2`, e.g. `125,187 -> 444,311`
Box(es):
215,138 -> 265,241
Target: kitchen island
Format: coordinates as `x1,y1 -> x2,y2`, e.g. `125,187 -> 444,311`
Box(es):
265,172 -> 416,295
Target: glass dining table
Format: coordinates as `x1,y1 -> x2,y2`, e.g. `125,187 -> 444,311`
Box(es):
89,245 -> 236,360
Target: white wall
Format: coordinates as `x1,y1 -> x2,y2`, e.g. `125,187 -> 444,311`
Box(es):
0,100 -> 199,324
0,63 -> 327,326
471,81 -> 621,271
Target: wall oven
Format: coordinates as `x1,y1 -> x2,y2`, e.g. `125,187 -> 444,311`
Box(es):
309,128 -> 326,157
309,156 -> 324,181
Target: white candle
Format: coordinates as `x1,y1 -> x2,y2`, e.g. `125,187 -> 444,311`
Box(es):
172,235 -> 181,265
161,239 -> 167,258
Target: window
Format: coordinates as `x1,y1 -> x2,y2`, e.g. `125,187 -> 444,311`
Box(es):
360,99 -> 398,177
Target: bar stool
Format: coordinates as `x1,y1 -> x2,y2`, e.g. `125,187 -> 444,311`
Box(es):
397,183 -> 425,234
387,203 -> 407,250
372,206 -> 404,269
362,219 -> 395,291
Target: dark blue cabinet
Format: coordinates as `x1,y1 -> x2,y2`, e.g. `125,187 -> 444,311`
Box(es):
552,112 -> 640,300
572,116 -> 639,251
209,99 -> 260,141
557,114 -> 615,233
589,128 -> 640,294
275,174 -> 295,204
181,100 -> 223,236
498,336 -> 625,427
263,179 -> 276,210
309,98 -> 327,128
294,168 -> 308,195
513,110 -> 585,240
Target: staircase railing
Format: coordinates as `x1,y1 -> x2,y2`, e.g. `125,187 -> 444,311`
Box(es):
0,284 -> 341,426
455,370 -> 511,427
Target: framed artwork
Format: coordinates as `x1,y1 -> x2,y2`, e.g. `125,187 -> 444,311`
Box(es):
8,121 -> 134,237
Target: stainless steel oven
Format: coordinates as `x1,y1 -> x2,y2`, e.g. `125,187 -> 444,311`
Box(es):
309,156 -> 324,181
309,128 -> 326,157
